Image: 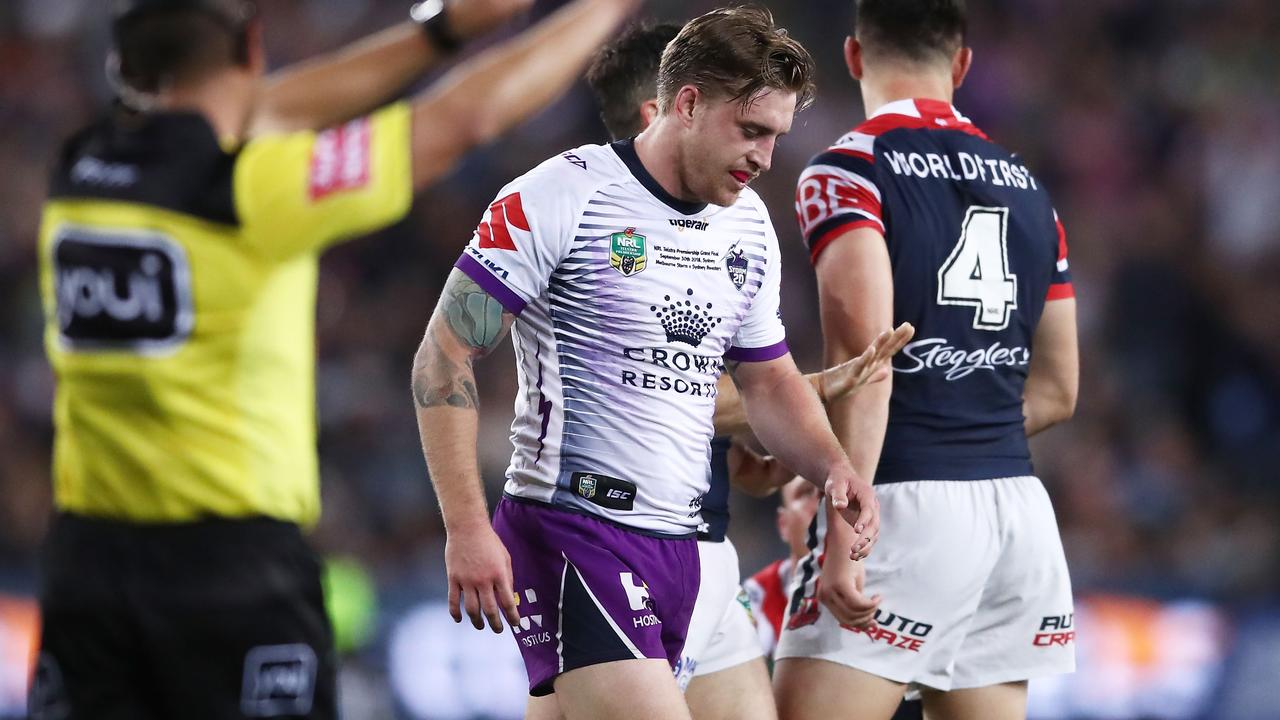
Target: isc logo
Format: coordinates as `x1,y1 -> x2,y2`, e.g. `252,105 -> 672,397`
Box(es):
52,226 -> 193,354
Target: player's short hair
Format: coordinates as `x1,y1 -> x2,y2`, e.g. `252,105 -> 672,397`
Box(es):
586,22 -> 681,141
854,0 -> 967,65
113,2 -> 254,93
656,6 -> 816,115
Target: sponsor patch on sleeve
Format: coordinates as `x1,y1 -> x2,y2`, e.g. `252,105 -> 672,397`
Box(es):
309,117 -> 371,200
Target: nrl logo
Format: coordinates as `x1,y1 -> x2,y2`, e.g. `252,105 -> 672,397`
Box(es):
577,474 -> 598,499
724,248 -> 749,289
610,227 -> 648,277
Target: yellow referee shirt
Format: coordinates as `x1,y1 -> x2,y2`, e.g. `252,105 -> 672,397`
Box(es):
38,103 -> 413,526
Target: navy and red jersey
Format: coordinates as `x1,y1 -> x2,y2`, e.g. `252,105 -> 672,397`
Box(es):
796,99 -> 1073,483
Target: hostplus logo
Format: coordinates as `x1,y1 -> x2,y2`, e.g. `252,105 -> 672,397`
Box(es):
620,572 -> 661,628
650,289 -> 721,347
511,588 -> 551,648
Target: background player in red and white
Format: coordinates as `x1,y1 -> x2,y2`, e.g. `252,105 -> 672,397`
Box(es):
773,2 -> 1079,720
744,477 -> 818,660
414,9 -> 881,720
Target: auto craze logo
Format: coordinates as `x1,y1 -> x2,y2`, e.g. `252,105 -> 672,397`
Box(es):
52,226 -> 193,354
894,337 -> 1030,380
1033,614 -> 1075,647
842,609 -> 934,653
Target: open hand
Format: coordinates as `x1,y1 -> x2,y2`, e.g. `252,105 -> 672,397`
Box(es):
444,523 -> 521,633
817,322 -> 915,404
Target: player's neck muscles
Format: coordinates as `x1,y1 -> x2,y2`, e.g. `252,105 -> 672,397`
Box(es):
861,71 -> 954,118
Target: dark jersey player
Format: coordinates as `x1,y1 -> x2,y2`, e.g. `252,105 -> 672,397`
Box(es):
772,2 -> 1079,720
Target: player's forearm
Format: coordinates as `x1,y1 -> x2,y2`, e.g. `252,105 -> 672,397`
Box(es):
412,323 -> 490,531
711,374 -> 748,436
409,0 -> 633,187
253,23 -> 435,136
737,368 -> 848,487
712,370 -> 831,437
1022,383 -> 1075,437
827,377 -> 891,484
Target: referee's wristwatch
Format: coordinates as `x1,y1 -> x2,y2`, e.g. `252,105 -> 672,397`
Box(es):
411,0 -> 463,54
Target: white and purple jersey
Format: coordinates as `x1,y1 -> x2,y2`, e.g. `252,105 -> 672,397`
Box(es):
457,140 -> 787,536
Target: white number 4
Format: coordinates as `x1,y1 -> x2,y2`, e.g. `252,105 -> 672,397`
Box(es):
937,206 -> 1018,331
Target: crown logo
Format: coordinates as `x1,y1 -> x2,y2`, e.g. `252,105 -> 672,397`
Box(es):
650,289 -> 721,347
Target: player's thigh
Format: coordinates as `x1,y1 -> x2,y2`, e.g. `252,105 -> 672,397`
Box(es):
554,658 -> 692,720
678,540 -> 743,688
773,657 -> 906,720
950,478 -> 1074,688
495,499 -> 700,697
524,694 -> 565,720
686,656 -> 775,720
919,681 -> 1027,720
777,482 -> 1001,690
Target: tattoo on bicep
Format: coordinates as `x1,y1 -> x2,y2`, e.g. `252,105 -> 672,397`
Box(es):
411,270 -> 513,411
444,273 -> 508,355
724,359 -> 744,390
412,331 -> 481,410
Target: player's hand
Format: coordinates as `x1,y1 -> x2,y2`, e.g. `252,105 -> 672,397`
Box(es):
816,322 -> 915,404
441,0 -> 537,42
818,551 -> 880,629
726,440 -> 795,498
823,464 -> 879,561
444,522 -> 521,633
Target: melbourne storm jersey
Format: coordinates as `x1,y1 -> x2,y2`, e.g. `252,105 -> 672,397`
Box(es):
796,99 -> 1073,483
458,140 -> 787,535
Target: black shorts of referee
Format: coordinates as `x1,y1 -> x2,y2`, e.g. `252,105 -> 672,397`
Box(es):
29,514 -> 336,720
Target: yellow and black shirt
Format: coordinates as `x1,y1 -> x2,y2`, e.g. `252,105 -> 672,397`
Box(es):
38,103 -> 412,525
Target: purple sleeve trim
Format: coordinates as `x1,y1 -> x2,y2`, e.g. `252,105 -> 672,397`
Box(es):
454,253 -> 527,316
724,339 -> 789,363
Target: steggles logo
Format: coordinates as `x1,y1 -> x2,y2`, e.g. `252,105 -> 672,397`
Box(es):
651,289 -> 721,347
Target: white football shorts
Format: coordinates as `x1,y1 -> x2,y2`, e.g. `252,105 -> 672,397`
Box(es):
775,476 -> 1075,691
675,538 -> 766,689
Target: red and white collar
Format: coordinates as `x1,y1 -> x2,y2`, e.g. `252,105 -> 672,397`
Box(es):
858,98 -> 986,139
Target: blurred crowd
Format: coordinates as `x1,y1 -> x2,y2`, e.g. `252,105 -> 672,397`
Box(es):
1,0 -> 1278,656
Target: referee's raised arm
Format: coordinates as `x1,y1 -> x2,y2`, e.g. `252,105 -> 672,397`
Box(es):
244,0 -> 642,190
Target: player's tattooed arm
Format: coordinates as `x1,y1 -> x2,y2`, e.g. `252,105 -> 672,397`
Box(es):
412,269 -> 515,410
414,267 -> 522,635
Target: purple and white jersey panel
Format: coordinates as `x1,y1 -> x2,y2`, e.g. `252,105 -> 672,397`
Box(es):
455,140 -> 786,535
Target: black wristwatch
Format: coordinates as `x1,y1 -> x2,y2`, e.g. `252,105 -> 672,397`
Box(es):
411,0 -> 463,54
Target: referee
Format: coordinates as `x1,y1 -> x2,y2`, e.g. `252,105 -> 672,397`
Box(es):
30,0 -> 638,717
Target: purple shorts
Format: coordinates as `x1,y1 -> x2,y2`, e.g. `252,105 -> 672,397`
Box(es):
492,497 -> 700,696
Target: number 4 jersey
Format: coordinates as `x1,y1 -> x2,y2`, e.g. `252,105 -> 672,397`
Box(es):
796,99 -> 1074,483
458,140 -> 787,535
